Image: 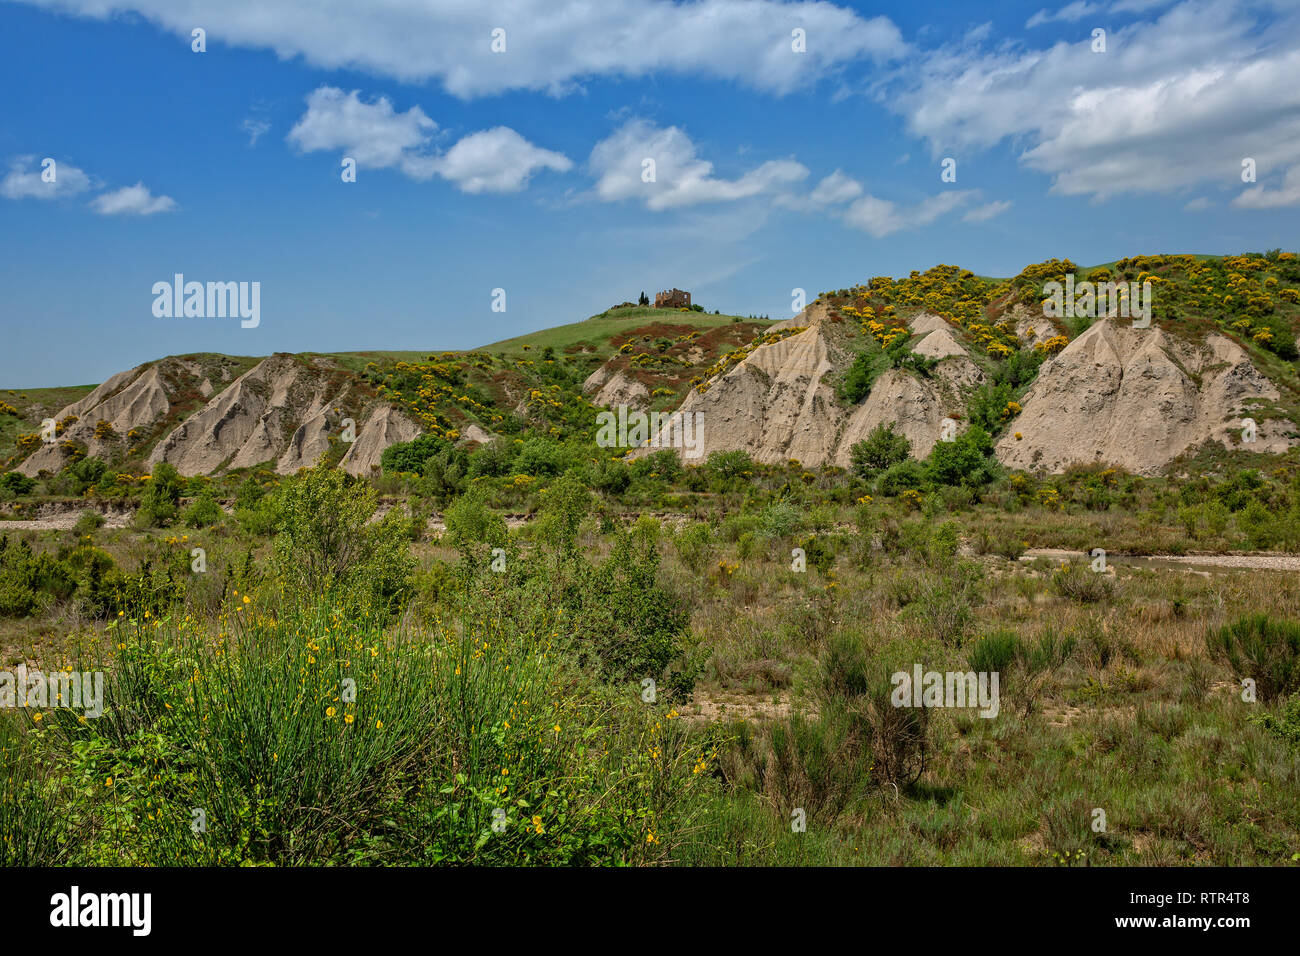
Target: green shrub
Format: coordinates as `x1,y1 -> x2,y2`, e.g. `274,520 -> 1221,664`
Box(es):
182,490 -> 223,529
838,349 -> 889,404
270,465 -> 415,614
0,535 -> 77,617
72,509 -> 104,536
443,487 -> 508,564
925,425 -> 998,487
674,523 -> 714,574
466,438 -> 514,478
66,456 -> 107,496
705,450 -> 754,489
135,462 -> 184,529
1050,562 -> 1115,603
905,564 -> 981,645
513,437 -> 570,477
877,459 -> 927,497
418,444 -> 469,503
0,472 -> 35,497
535,473 -> 592,557
381,433 -> 451,476
968,630 -> 1022,675
925,520 -> 961,569
1249,693 -> 1300,744
757,500 -> 803,539
1207,614 -> 1300,702
849,423 -> 911,478
798,535 -> 835,573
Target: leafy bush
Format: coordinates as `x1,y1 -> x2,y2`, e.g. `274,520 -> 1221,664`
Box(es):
513,437 -> 570,477
674,523 -> 714,573
467,438 -> 514,478
924,425 -> 998,487
1050,563 -> 1116,603
849,423 -> 911,478
1206,614 -> 1300,702
966,382 -> 1015,434
706,450 -> 754,489
798,534 -> 835,573
838,349 -> 889,404
968,630 -> 1022,675
270,465 -> 415,614
1250,692 -> 1300,744
877,458 -> 928,497
381,433 -> 451,476
632,449 -> 684,484
535,473 -> 592,557
0,472 -> 35,497
0,535 -> 78,617
443,487 -> 508,563
135,462 -> 184,528
182,490 -> 223,529
989,348 -> 1044,390
757,500 -> 803,539
419,444 -> 469,503
581,456 -> 630,494
72,509 -> 104,536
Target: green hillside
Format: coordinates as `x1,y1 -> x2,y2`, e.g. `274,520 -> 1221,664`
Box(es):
477,305 -> 775,358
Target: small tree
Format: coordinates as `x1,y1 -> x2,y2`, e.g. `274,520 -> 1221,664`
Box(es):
271,464 -> 414,612
536,473 -> 591,558
925,425 -> 998,487
443,486 -> 507,565
849,423 -> 911,478
136,461 -> 184,528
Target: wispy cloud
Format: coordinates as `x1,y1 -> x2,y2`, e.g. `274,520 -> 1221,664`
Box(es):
842,189 -> 977,237
963,199 -> 1012,222
241,117 -> 271,146
1234,164 -> 1300,209
88,183 -> 177,216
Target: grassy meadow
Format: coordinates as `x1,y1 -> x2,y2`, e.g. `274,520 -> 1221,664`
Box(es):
3,453 -> 1300,867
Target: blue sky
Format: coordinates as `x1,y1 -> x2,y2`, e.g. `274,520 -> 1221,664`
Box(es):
1,0 -> 1298,387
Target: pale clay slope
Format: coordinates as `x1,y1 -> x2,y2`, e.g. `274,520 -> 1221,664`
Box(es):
634,308 -> 1288,474
632,309 -> 973,466
339,403 -> 423,477
582,366 -> 649,408
17,362 -> 179,476
995,320 -> 1288,475
147,354 -> 421,476
17,351 -> 422,478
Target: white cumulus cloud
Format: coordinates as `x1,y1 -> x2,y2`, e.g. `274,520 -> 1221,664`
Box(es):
1234,164 -> 1300,208
887,0 -> 1300,201
589,119 -> 808,211
88,183 -> 177,216
1,156 -> 92,199
435,127 -> 571,194
13,0 -> 905,98
287,87 -> 571,192
287,87 -> 439,177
